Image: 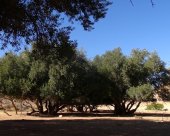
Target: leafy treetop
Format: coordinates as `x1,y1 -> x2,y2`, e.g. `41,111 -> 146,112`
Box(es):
0,0 -> 111,49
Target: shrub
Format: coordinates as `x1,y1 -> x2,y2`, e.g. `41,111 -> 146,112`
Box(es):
146,103 -> 164,111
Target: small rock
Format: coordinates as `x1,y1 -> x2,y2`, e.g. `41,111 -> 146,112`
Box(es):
59,115 -> 63,118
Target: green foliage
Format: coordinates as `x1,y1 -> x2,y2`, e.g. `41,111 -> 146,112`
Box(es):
0,0 -> 111,114
0,0 -> 111,48
0,52 -> 30,97
93,48 -> 167,115
146,103 -> 164,111
0,47 -> 168,115
127,84 -> 153,101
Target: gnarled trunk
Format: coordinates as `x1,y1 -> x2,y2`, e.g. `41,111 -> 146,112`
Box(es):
114,101 -> 142,115
114,103 -> 127,115
36,98 -> 43,114
44,100 -> 66,115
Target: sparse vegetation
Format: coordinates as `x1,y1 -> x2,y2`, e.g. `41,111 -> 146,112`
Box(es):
146,103 -> 164,111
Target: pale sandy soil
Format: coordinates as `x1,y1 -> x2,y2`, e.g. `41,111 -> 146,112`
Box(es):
0,102 -> 170,136
0,111 -> 169,122
1,102 -> 170,121
0,112 -> 170,136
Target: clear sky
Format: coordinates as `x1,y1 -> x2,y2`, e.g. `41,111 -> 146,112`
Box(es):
1,0 -> 170,67
70,0 -> 170,67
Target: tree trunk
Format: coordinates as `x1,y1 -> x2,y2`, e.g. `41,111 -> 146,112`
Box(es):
46,101 -> 56,115
36,98 -> 43,114
114,103 -> 127,115
44,100 -> 66,115
114,100 -> 142,115
10,99 -> 18,115
76,105 -> 84,112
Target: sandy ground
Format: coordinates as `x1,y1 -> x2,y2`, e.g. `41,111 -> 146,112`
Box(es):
1,102 -> 170,136
0,112 -> 170,136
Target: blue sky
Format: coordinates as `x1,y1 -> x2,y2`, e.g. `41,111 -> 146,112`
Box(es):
1,0 -> 170,67
70,0 -> 170,67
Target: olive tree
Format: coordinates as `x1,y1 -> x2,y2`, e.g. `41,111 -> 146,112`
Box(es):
93,48 -> 166,115
70,51 -> 111,112
0,52 -> 30,114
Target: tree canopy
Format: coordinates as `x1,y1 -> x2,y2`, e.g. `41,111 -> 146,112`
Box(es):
93,48 -> 168,115
0,46 -> 168,116
0,0 -> 111,49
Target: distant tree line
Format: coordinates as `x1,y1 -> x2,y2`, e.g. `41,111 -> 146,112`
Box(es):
0,43 -> 169,115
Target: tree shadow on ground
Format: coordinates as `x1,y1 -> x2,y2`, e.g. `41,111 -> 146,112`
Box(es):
0,118 -> 170,136
39,111 -> 170,118
136,112 -> 170,117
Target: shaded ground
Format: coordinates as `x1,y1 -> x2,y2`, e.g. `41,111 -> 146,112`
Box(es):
0,117 -> 170,136
1,101 -> 170,136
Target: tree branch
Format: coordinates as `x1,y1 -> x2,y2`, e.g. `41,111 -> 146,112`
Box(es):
150,0 -> 155,7
129,0 -> 155,7
130,0 -> 134,7
0,99 -> 11,116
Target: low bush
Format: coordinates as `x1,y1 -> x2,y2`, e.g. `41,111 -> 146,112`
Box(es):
146,103 -> 164,111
